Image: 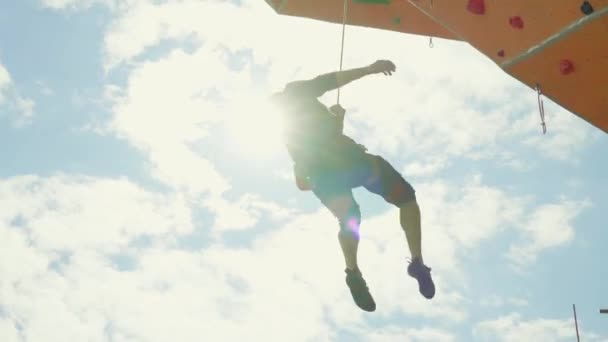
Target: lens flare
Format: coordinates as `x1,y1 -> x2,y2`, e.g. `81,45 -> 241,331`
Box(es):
224,96 -> 286,161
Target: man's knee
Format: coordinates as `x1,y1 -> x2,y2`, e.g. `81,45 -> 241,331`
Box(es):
388,179 -> 417,206
338,201 -> 361,233
315,191 -> 361,231
367,155 -> 416,206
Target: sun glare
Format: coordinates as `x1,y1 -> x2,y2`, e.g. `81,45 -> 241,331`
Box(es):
224,97 -> 286,161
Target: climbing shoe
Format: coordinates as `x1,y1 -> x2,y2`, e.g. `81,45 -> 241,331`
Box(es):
407,258 -> 436,299
345,268 -> 376,312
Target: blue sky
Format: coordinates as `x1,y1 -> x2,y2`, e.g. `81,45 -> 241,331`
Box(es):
1,0 -> 607,341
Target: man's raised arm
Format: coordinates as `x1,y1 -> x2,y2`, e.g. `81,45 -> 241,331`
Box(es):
284,60 -> 396,98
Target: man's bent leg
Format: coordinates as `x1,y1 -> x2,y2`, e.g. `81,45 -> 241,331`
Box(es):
363,155 -> 435,299
311,185 -> 376,311
363,155 -> 422,260
312,189 -> 361,271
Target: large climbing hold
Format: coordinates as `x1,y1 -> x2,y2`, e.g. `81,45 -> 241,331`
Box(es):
509,16 -> 524,29
581,1 -> 594,15
560,59 -> 575,75
466,0 -> 485,15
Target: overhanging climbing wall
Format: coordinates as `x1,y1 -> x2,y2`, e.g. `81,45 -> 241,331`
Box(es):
264,0 -> 459,40
265,0 -> 608,134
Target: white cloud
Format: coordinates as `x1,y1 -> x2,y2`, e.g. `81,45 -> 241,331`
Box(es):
40,0 -> 118,10
361,326 -> 455,342
0,176 -> 216,342
386,176 -> 591,271
0,174 -> 462,342
414,176 -> 523,255
506,198 -> 591,268
103,0 -> 248,70
35,80 -> 54,96
108,47 -> 240,196
403,157 -> 448,177
15,97 -> 35,120
204,193 -> 296,232
479,295 -> 529,308
102,8 -> 311,246
0,61 -> 35,127
472,313 -> 605,342
0,63 -> 10,92
0,319 -> 20,342
0,176 -> 597,341
101,0 -> 335,76
0,175 -> 194,253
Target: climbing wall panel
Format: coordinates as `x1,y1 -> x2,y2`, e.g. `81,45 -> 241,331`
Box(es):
505,13 -> 608,132
264,0 -> 458,40
410,0 -> 608,133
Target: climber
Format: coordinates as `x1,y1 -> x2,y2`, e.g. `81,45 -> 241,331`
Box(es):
270,60 -> 435,312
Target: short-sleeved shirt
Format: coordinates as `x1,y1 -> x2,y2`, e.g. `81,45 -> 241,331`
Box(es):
275,75 -> 342,164
274,75 -> 367,175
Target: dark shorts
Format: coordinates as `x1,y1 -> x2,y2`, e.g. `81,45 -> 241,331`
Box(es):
306,137 -> 416,208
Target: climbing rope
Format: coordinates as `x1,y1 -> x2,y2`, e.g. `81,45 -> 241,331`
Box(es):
336,0 -> 349,105
428,0 -> 434,48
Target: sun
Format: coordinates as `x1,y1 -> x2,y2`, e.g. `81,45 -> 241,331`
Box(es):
224,96 -> 286,161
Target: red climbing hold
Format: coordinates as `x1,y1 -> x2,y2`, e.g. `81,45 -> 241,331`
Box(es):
559,60 -> 575,75
497,50 -> 505,57
467,0 -> 485,15
509,16 -> 524,29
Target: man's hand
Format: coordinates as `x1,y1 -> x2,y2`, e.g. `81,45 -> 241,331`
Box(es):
329,104 -> 346,117
367,60 -> 396,76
